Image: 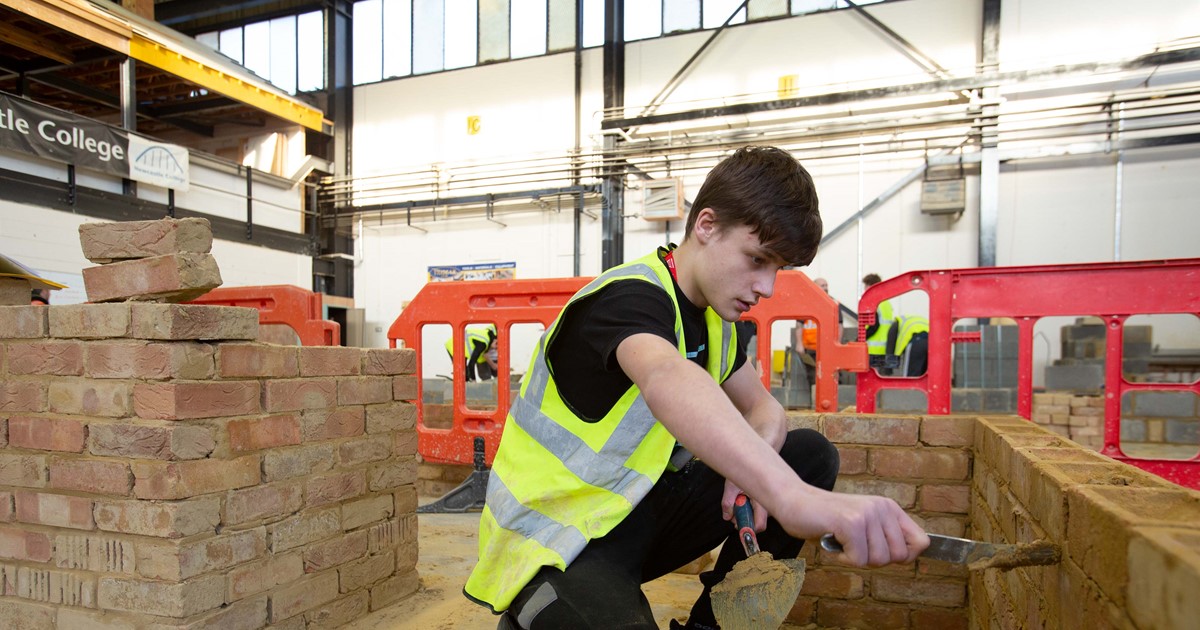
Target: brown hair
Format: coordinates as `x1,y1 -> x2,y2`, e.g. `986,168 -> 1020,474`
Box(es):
862,273 -> 882,287
685,146 -> 822,266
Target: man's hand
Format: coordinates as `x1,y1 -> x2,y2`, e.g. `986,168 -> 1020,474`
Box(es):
776,489 -> 929,567
721,481 -> 768,532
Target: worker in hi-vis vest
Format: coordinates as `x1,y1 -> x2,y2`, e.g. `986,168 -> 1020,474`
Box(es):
888,314 -> 930,377
464,147 -> 929,629
444,324 -> 497,381
861,273 -> 896,373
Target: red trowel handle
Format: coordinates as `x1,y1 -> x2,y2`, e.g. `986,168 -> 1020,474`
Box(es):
733,493 -> 760,557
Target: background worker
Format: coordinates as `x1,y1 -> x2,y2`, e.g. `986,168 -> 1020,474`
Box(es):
796,276 -> 844,384
890,314 -> 930,377
862,273 -> 897,374
445,324 -> 498,381
465,146 -> 928,629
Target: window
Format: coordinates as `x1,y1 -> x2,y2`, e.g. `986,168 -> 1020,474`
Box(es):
198,11 -> 325,94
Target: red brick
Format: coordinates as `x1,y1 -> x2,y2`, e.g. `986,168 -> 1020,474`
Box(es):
873,574 -> 965,607
264,379 -> 338,412
837,447 -> 868,475
342,494 -> 395,531
82,253 -> 222,303
97,573 -> 225,618
785,595 -> 816,625
225,482 -> 304,526
50,458 -> 132,495
816,599 -> 908,629
366,402 -> 417,433
0,305 -> 48,338
0,492 -> 11,522
824,414 -> 919,446
270,572 -> 339,622
340,551 -> 394,593
870,448 -> 970,480
79,217 -> 212,262
306,591 -> 369,627
6,341 -> 83,375
393,430 -> 417,457
48,379 -> 131,417
392,375 -> 418,401
0,380 -> 47,413
833,478 -> 917,508
912,608 -> 968,629
134,381 -> 261,420
338,377 -> 392,405
89,422 -> 215,460
268,507 -> 341,553
137,528 -> 266,581
920,416 -> 975,446
47,303 -> 130,338
264,443 -> 335,482
300,347 -> 363,377
395,484 -> 417,514
301,407 -> 365,442
302,530 -> 367,573
8,416 -> 87,452
132,455 -> 260,500
0,453 -> 47,488
919,484 -> 970,513
228,553 -> 304,601
0,526 -> 52,562
228,415 -> 301,452
799,568 -> 865,598
14,491 -> 94,529
370,572 -> 419,611
85,340 -> 214,379
306,471 -> 367,508
130,303 -> 258,341
369,458 -> 418,492
362,348 -> 416,375
339,435 -> 392,467
94,496 -> 220,538
217,343 -> 299,378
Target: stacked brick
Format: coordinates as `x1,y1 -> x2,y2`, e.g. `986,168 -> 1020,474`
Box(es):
79,217 -> 221,304
1031,392 -> 1106,450
0,218 -> 422,628
970,416 -> 1200,629
782,413 -> 974,629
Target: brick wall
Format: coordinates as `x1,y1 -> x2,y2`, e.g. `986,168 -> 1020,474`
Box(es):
0,303 -> 420,628
970,415 -> 1200,629
783,413 -> 974,629
1034,391 -> 1199,450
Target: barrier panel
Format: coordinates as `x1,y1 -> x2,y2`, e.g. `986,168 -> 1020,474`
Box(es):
189,284 -> 340,346
388,270 -> 863,468
856,259 -> 1200,489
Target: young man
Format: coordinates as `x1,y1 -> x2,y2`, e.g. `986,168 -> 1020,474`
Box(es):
465,146 -> 928,629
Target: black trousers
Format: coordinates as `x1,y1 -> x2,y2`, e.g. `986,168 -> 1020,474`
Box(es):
502,428 -> 840,629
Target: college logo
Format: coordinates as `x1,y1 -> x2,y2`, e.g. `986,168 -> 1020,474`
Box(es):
128,135 -> 190,191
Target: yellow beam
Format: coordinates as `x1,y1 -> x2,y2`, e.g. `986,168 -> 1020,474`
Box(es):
130,34 -> 325,132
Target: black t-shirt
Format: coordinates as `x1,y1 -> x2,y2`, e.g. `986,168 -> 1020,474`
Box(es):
545,250 -> 747,422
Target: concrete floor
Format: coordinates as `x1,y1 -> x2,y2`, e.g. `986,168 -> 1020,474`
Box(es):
354,504 -> 706,630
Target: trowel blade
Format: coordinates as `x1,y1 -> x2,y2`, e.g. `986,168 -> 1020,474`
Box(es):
711,554 -> 805,630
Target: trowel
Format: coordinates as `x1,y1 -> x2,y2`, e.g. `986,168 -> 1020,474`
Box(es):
819,532 -> 1060,570
711,495 -> 806,630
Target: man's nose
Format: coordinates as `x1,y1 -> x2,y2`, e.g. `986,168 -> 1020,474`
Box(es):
754,271 -> 776,299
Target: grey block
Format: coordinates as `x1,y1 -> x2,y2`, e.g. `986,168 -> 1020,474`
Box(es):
954,356 -> 1019,388
877,389 -> 927,413
982,388 -> 1017,412
1131,391 -> 1197,418
839,384 -> 857,408
1123,326 -> 1153,344
952,389 -> 982,412
1121,419 -> 1148,443
1062,324 -> 1106,341
1123,342 -> 1153,358
1044,364 -> 1105,392
1166,419 -> 1199,444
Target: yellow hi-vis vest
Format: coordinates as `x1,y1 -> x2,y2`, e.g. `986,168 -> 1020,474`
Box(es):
445,327 -> 492,364
463,250 -> 739,612
865,299 -> 895,355
894,315 -> 929,356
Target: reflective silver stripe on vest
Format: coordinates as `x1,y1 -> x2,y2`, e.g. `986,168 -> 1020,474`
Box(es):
487,468 -> 589,559
510,395 -> 656,504
718,320 -> 733,377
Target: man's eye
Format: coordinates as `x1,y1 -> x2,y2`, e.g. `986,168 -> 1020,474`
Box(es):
751,256 -> 764,265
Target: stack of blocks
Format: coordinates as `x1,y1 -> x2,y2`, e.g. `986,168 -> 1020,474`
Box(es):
0,218 -> 420,628
1030,392 -> 1106,450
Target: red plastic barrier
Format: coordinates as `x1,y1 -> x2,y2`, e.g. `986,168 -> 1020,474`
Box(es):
189,285 -> 340,346
856,259 -> 1200,489
388,271 -> 864,467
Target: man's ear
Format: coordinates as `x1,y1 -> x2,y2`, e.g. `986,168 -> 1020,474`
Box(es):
692,207 -> 719,243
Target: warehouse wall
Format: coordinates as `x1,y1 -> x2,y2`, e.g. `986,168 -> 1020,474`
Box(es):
351,0 -> 1200,362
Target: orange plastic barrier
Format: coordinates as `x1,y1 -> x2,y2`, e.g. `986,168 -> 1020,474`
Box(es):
388,271 -> 865,467
856,259 -> 1200,489
189,285 -> 340,346
740,270 -> 868,412
388,278 -> 588,466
